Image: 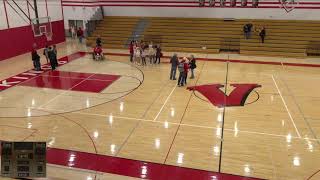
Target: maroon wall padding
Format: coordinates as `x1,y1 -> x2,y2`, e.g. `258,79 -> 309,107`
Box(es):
0,20 -> 65,61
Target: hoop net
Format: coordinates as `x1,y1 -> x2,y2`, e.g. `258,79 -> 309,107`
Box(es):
31,17 -> 53,39
279,0 -> 299,13
46,32 -> 53,41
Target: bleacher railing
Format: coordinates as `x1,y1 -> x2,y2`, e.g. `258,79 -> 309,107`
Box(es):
220,38 -> 240,53
307,41 -> 320,56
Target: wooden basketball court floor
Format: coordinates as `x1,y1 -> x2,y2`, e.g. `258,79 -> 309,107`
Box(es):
0,40 -> 320,180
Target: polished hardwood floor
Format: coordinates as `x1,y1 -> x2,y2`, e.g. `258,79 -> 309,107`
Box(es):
0,39 -> 320,180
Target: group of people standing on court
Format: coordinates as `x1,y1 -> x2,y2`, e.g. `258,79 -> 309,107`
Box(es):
129,40 -> 162,66
128,41 -> 197,87
243,23 -> 266,43
70,25 -> 84,44
31,44 -> 58,71
169,54 -> 197,87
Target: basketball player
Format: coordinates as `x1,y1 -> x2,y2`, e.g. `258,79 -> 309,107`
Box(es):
31,49 -> 41,71
53,45 -> 58,66
48,47 -> 56,70
43,45 -> 49,63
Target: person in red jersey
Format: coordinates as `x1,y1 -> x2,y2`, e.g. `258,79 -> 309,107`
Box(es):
183,57 -> 190,85
93,45 -> 103,60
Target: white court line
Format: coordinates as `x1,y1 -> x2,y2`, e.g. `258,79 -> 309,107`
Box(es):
2,72 -> 46,90
12,76 -> 29,80
40,74 -> 115,82
21,72 -> 38,76
38,91 -> 68,109
73,111 -> 150,121
32,108 -> 319,141
38,74 -> 96,109
47,164 -> 103,175
1,81 -> 21,84
28,70 -> 44,74
271,75 -> 301,138
67,111 -> 320,141
153,66 -> 273,77
153,84 -> 177,121
76,111 -> 276,134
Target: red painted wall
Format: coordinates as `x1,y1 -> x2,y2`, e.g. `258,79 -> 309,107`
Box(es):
0,20 -> 65,61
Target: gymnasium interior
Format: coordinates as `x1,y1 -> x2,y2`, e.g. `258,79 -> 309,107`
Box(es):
0,0 -> 320,179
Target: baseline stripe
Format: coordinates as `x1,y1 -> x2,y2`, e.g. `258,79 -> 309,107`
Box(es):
0,52 -> 86,92
47,147 -> 263,180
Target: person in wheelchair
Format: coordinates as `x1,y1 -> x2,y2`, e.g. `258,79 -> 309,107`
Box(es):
93,45 -> 104,61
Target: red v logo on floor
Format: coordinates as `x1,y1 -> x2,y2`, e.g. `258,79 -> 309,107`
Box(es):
187,84 -> 261,107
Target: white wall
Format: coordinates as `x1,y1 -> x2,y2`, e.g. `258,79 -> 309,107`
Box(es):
0,0 -> 63,30
6,0 -> 29,28
103,6 -> 320,20
60,0 -> 320,21
48,0 -> 64,21
62,6 -> 103,30
0,0 -> 8,29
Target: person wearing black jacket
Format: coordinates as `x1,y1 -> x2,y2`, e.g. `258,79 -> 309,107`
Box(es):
170,54 -> 179,80
155,45 -> 162,64
259,27 -> 266,43
189,55 -> 197,79
31,49 -> 41,71
48,47 -> 56,70
96,35 -> 102,47
247,23 -> 253,39
53,45 -> 58,66
43,45 -> 49,63
243,23 -> 253,39
31,50 -> 37,69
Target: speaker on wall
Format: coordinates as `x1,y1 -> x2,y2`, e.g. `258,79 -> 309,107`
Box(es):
253,0 -> 259,7
220,0 -> 226,7
241,0 -> 248,7
230,0 -> 237,7
209,0 -> 215,7
199,0 -> 205,7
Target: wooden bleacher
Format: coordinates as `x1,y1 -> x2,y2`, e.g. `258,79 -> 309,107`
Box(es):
87,16 -> 140,49
87,16 -> 320,58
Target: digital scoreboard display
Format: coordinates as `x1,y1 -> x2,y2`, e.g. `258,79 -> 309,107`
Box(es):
1,142 -> 47,178
14,142 -> 34,150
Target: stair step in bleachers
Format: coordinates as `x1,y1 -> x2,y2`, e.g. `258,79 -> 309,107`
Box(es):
87,16 -> 320,58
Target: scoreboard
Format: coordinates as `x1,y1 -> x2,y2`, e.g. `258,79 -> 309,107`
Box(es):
1,142 -> 47,178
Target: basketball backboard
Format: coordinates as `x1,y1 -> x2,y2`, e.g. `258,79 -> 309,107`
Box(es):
31,16 -> 53,41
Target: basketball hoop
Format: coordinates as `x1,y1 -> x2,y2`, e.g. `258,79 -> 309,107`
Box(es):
31,16 -> 53,39
279,0 -> 299,13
